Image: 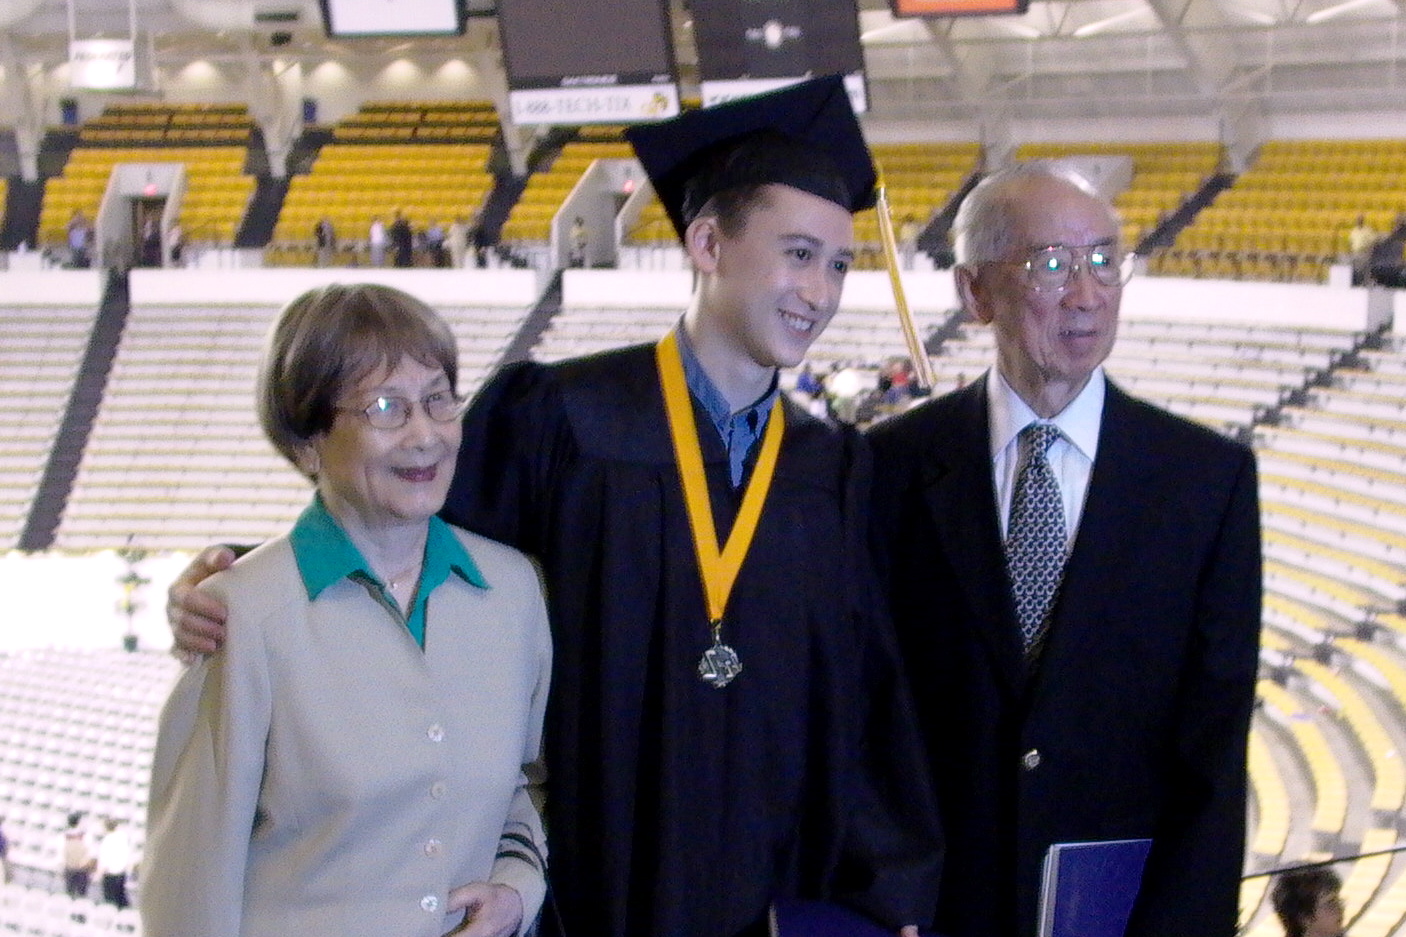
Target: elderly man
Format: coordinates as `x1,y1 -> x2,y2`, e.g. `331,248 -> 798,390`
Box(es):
868,162 -> 1262,937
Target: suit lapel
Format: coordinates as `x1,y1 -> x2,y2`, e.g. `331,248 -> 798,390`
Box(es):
1033,382 -> 1158,694
919,379 -> 1027,696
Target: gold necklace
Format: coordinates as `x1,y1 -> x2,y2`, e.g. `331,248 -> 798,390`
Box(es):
385,559 -> 422,593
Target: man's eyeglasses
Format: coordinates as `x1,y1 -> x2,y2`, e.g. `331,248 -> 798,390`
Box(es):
994,242 -> 1135,293
338,390 -> 465,430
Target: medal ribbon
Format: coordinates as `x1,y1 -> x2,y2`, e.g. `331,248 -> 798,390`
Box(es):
655,329 -> 785,631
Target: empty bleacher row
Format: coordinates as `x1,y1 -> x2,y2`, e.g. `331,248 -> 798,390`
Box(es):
77,104 -> 254,147
0,303 -> 101,550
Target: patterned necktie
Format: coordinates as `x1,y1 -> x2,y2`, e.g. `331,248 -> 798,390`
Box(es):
1005,423 -> 1067,656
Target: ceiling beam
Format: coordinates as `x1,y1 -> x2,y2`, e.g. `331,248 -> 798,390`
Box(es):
1139,0 -> 1239,95
919,20 -> 981,103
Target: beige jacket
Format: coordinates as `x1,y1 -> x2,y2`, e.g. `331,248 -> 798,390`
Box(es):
143,527 -> 551,937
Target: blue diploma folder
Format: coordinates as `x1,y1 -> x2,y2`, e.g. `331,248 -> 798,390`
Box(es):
1037,838 -> 1153,937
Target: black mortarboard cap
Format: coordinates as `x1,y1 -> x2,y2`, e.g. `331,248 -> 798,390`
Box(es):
625,75 -> 877,242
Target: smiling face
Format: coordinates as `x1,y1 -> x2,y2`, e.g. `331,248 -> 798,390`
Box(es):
957,173 -> 1122,418
691,183 -> 854,379
305,356 -> 462,538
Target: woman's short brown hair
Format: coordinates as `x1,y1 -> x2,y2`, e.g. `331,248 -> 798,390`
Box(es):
257,283 -> 458,476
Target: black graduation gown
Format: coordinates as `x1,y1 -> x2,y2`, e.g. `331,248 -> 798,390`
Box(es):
444,344 -> 940,937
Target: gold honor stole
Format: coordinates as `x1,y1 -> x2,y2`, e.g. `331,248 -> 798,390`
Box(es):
655,329 -> 785,688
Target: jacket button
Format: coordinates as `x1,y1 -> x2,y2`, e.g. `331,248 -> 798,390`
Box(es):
421,895 -> 439,913
1021,748 -> 1041,771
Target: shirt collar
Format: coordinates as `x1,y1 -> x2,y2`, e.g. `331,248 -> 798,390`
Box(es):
289,495 -> 488,602
988,366 -> 1105,462
675,322 -> 780,437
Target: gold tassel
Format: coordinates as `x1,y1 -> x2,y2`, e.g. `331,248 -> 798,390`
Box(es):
874,168 -> 937,392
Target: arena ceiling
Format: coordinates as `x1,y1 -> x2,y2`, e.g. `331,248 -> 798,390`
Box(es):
3,0 -> 1405,125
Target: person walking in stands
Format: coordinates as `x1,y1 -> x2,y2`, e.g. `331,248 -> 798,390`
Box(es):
448,216 -> 469,269
869,161 -> 1262,937
167,218 -> 187,268
368,216 -> 388,267
313,216 -> 337,267
67,210 -> 93,269
62,811 -> 96,898
96,817 -> 132,909
390,210 -> 415,268
567,216 -> 587,268
1271,867 -> 1345,937
140,217 -> 162,267
167,77 -> 942,937
426,220 -> 449,268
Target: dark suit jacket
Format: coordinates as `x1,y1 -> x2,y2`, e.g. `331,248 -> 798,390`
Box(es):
868,375 -> 1262,937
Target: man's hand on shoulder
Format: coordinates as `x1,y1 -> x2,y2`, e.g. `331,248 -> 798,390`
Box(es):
167,544 -> 236,658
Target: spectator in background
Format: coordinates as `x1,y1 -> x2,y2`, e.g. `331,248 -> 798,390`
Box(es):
368,215 -> 387,267
67,210 -> 93,269
899,214 -> 921,270
448,215 -> 469,269
96,817 -> 132,909
62,811 -> 95,898
472,216 -> 490,268
0,814 -> 10,884
167,218 -> 186,268
1271,867 -> 1345,937
140,218 -> 162,268
1347,214 -> 1378,285
567,216 -> 587,268
869,161 -> 1261,937
426,220 -> 448,268
390,210 -> 415,268
313,216 -> 337,267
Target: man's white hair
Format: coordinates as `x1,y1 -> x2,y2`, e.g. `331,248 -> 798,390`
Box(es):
953,160 -> 1117,265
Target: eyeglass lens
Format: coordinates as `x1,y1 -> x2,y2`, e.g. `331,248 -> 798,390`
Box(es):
362,391 -> 462,428
1027,243 -> 1129,290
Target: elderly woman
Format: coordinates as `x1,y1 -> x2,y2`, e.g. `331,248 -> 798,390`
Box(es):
142,284 -> 551,937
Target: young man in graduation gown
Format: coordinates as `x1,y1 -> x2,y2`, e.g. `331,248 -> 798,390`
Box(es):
168,77 -> 941,937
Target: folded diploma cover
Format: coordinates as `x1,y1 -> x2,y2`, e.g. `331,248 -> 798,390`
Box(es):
1037,838 -> 1153,937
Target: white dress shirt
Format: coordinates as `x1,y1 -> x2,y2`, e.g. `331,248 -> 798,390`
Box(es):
987,367 -> 1105,549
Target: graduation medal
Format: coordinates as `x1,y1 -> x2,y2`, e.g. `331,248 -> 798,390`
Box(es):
656,330 -> 785,689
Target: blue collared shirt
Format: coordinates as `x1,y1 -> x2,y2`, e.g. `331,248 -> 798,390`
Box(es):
288,496 -> 488,648
676,326 -> 780,488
